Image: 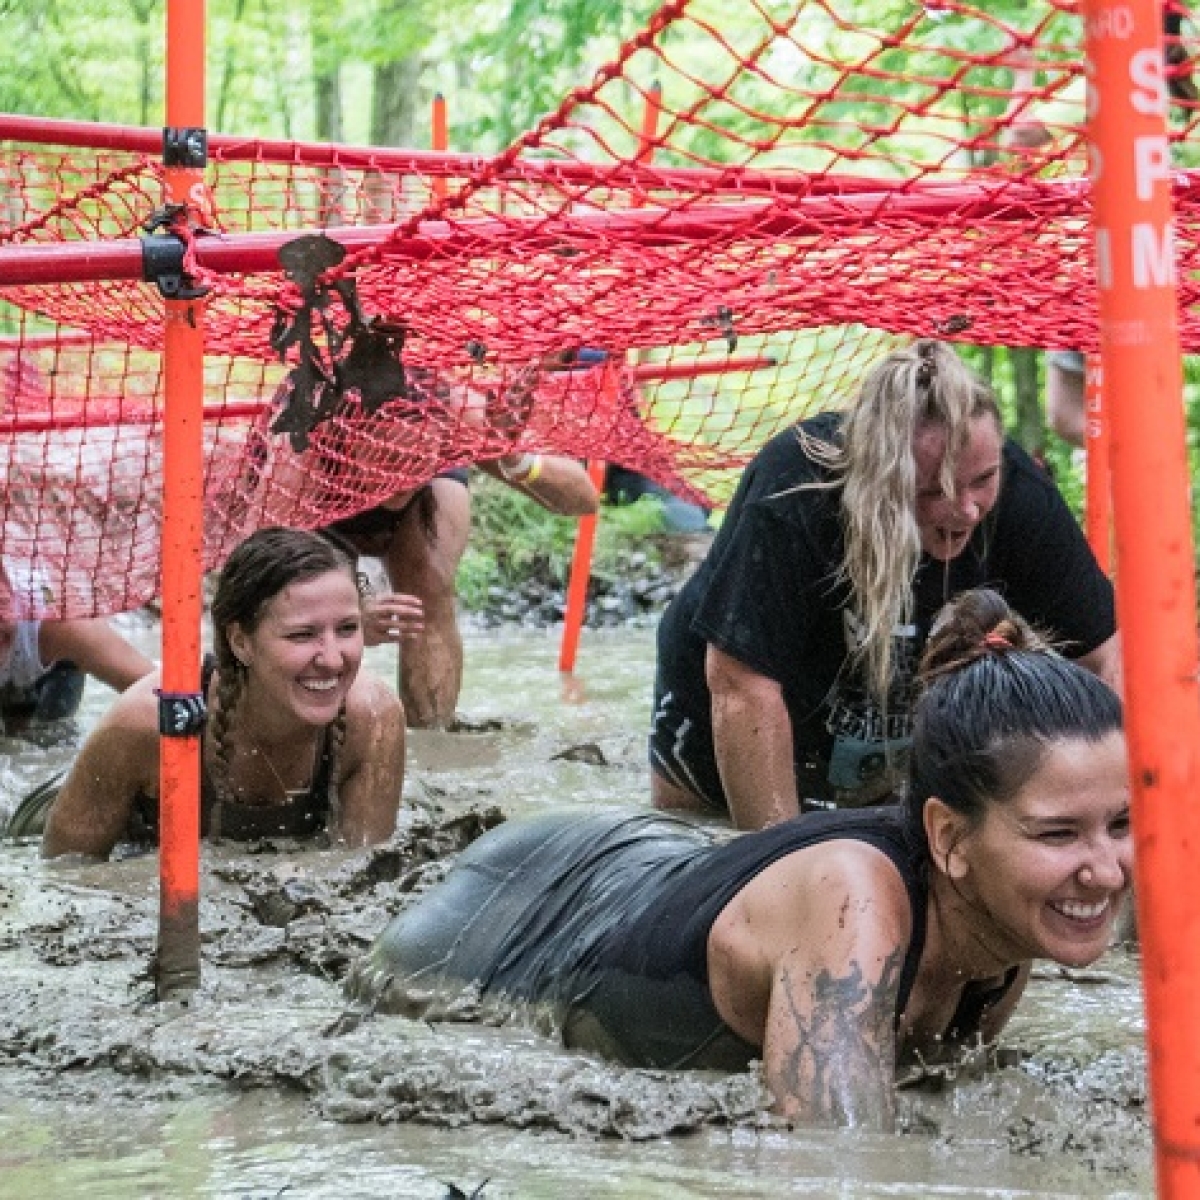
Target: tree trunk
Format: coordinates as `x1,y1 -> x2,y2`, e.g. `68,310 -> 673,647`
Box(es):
315,72 -> 344,144
128,0 -> 156,127
216,0 -> 251,134
371,55 -> 423,147
1008,346 -> 1044,455
977,344 -> 995,388
313,50 -> 345,225
368,54 -> 424,221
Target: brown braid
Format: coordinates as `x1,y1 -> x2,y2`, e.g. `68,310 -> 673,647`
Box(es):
206,663 -> 245,809
920,593 -> 1054,685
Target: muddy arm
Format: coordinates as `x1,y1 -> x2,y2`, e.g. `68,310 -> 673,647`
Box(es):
41,679 -> 161,860
333,672 -> 406,846
38,618 -> 155,693
715,846 -> 912,1129
479,454 -> 600,517
706,645 -> 799,830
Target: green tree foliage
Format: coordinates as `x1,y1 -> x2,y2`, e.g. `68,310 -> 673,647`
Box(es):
3,0 -> 1198,557
0,0 -> 162,123
0,0 -> 656,150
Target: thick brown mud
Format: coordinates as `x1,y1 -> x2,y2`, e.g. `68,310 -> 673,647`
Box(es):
0,625 -> 1153,1198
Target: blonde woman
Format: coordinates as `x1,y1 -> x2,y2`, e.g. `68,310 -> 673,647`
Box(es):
650,340 -> 1120,830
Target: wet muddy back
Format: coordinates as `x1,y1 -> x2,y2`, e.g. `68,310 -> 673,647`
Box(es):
0,621 -> 1152,1198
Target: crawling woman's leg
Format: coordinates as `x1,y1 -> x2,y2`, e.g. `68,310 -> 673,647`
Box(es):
384,476 -> 471,729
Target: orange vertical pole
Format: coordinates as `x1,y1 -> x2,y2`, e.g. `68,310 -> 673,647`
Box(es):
557,459 -> 609,672
156,0 -> 207,998
1084,3 -> 1200,1195
411,93 -> 451,698
558,82 -> 663,674
559,367 -> 619,672
431,94 -> 448,201
1083,354 -> 1112,573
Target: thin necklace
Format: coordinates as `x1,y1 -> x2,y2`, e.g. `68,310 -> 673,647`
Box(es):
243,729 -> 316,801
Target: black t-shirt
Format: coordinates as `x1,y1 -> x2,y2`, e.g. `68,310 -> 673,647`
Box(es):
655,412 -> 1116,802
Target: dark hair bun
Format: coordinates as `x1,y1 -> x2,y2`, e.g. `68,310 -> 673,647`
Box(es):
920,588 -> 1052,683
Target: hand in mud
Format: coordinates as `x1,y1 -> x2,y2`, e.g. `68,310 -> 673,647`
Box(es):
361,591 -> 425,647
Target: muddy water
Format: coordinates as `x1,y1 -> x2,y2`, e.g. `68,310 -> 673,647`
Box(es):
0,619 -> 1152,1199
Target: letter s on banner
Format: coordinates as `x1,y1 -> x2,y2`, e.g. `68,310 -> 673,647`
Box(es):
1130,47 -> 1166,114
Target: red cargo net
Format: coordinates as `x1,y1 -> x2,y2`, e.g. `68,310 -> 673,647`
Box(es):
0,0 -> 1197,617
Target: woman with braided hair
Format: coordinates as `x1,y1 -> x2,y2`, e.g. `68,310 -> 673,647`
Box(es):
347,588 -> 1130,1131
41,527 -> 405,860
650,338 -> 1120,829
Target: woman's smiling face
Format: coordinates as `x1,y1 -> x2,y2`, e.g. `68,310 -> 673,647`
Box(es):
954,732 -> 1133,968
913,414 -> 1003,562
229,569 -> 364,728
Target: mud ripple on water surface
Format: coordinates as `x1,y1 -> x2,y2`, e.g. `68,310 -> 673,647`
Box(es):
0,811 -> 1151,1177
0,628 -> 1156,1195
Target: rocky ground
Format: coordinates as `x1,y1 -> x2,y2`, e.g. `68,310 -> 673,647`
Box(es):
462,532 -> 712,629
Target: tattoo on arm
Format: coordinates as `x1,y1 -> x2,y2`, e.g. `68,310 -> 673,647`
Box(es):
770,948 -> 904,1129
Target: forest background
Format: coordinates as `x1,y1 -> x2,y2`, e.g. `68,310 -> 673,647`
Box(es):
3,0 -> 1198,598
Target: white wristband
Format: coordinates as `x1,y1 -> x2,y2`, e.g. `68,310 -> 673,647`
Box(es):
497,452 -> 535,482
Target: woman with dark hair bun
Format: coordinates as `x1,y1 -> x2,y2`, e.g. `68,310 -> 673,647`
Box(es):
41,527 -> 406,860
347,588 -> 1129,1131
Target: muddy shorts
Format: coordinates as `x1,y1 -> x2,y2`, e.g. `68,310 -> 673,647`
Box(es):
649,686 -> 899,813
321,468 -> 470,558
349,809 -> 755,1070
648,687 -> 727,812
0,660 -> 86,734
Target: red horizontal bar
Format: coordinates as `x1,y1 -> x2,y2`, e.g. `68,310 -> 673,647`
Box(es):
0,359 -> 775,433
0,111 -> 1071,202
0,239 -> 150,286
0,331 -> 98,350
0,399 -> 266,435
631,355 -> 776,382
0,181 -> 1081,288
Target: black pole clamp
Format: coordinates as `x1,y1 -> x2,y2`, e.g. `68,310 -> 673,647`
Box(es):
163,126 -> 208,169
156,689 -> 208,737
141,219 -> 210,300
143,122 -> 211,301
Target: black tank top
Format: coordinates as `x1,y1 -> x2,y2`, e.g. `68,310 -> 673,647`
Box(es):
129,656 -> 337,843
568,806 -> 1015,1069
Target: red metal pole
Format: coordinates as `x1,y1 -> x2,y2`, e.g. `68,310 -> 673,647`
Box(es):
156,0 -> 206,1000
630,354 -> 776,383
1083,354 -> 1112,573
557,456 -> 610,674
0,182 -> 1093,288
1084,3 -> 1200,1194
558,355 -> 624,672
